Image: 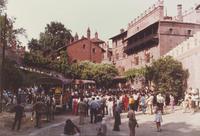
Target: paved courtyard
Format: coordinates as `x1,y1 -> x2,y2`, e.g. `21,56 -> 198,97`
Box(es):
0,108 -> 200,136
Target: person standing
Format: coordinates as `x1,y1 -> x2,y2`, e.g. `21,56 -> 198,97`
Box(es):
78,97 -> 87,125
68,94 -> 73,112
146,94 -> 154,114
169,94 -> 175,112
33,98 -> 43,128
46,96 -> 51,122
101,95 -> 107,117
129,95 -> 134,111
113,104 -> 121,131
107,97 -> 113,117
133,92 -> 139,111
195,88 -> 199,108
154,107 -> 163,132
140,94 -> 146,114
73,97 -> 78,115
50,95 -> 56,121
183,92 -> 190,113
123,94 -> 129,112
191,93 -> 196,113
156,93 -> 165,114
127,107 -> 139,136
12,101 -> 25,131
89,97 -> 99,123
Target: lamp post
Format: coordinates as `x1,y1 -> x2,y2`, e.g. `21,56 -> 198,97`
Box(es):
0,14 -> 7,112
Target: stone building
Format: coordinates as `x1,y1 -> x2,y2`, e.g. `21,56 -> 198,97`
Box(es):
100,41 -> 113,64
66,28 -> 106,63
111,0 -> 200,72
110,29 -> 128,74
166,31 -> 200,90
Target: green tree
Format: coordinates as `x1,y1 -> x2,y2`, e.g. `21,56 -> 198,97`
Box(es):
70,63 -> 82,79
147,56 -> 189,98
57,51 -> 70,76
28,22 -> 72,53
144,65 -> 154,87
39,21 -> 72,52
124,67 -> 146,82
24,52 -> 51,70
26,21 -> 72,74
0,15 -> 26,47
79,61 -> 94,80
69,62 -> 118,88
28,38 -> 41,52
92,63 -> 118,88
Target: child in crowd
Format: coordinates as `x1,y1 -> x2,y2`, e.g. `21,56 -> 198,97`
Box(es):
97,117 -> 107,136
63,119 -> 80,136
154,107 -> 163,132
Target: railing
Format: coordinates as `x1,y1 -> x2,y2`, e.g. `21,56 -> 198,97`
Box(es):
124,34 -> 158,53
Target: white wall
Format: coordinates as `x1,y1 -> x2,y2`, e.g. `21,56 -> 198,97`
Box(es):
166,32 -> 200,89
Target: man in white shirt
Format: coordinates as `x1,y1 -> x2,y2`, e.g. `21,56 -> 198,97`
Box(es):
157,93 -> 165,114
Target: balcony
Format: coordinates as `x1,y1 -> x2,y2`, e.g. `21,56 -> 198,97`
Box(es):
124,33 -> 159,54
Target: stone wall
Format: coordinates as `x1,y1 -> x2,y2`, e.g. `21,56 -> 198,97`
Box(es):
159,21 -> 200,56
166,32 -> 200,89
182,5 -> 200,24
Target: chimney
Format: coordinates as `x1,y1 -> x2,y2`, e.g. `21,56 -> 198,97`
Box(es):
177,4 -> 183,22
95,32 -> 98,39
158,0 -> 164,7
120,28 -> 124,33
87,27 -> 91,39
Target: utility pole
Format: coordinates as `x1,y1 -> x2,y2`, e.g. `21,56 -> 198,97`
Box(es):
0,14 -> 7,112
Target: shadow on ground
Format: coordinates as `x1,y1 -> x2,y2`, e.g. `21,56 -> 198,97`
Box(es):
136,121 -> 200,136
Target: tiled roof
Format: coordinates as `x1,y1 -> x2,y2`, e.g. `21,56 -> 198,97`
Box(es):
90,38 -> 104,43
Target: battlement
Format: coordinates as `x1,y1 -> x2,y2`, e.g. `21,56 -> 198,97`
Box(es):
128,0 -> 164,28
126,0 -> 164,39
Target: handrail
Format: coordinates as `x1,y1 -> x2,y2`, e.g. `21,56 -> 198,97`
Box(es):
124,34 -> 158,52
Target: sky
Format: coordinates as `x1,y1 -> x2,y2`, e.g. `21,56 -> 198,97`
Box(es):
6,0 -> 200,47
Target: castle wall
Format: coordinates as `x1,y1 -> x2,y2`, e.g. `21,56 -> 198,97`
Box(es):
159,21 -> 200,56
127,1 -> 164,39
182,6 -> 200,24
166,32 -> 200,89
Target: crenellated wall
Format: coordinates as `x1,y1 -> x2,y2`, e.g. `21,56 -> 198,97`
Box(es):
127,0 -> 164,39
165,31 -> 200,89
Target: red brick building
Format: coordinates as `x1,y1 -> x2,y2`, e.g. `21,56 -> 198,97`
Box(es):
67,28 -> 105,63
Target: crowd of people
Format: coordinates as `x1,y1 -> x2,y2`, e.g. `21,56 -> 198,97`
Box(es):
182,87 -> 200,113
2,86 -> 56,130
63,88 -> 180,136
3,86 -> 199,135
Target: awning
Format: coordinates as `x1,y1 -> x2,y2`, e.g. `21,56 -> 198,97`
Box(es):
74,79 -> 95,84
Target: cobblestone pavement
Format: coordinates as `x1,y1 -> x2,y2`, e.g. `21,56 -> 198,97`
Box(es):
1,108 -> 200,136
